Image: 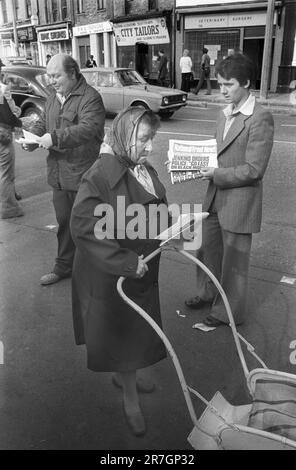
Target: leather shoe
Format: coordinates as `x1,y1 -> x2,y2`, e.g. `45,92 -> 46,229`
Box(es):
112,374 -> 155,394
203,315 -> 226,327
40,272 -> 64,286
185,296 -> 211,310
123,403 -> 146,437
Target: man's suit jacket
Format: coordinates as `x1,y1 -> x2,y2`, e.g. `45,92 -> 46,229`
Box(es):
203,102 -> 274,234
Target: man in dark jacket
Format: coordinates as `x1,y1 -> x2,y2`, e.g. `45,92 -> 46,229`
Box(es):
158,49 -> 168,87
24,54 -> 105,285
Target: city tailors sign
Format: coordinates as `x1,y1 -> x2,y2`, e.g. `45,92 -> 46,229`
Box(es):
113,18 -> 170,46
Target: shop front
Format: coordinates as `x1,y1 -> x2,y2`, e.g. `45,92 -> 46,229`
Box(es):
36,22 -> 72,66
176,1 -> 282,91
113,16 -> 171,86
72,21 -> 115,69
17,26 -> 38,65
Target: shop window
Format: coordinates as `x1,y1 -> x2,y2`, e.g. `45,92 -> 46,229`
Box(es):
15,0 -> 20,20
97,0 -> 106,10
148,0 -> 158,10
125,0 -> 133,15
1,0 -> 8,23
61,0 -> 68,20
77,0 -> 85,14
52,0 -> 59,22
118,46 -> 134,69
185,29 -> 240,78
25,0 -> 32,18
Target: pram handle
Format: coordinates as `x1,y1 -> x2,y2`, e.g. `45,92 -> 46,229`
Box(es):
117,245 -> 266,433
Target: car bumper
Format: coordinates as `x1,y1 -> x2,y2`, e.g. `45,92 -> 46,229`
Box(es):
159,102 -> 187,112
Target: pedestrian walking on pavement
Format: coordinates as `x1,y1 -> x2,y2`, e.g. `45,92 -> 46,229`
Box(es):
158,49 -> 168,87
23,54 -> 105,285
0,64 -> 23,219
194,47 -> 212,95
180,49 -> 193,92
186,53 -> 274,327
70,107 -> 170,437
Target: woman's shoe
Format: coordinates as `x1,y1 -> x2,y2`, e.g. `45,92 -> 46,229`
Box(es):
123,403 -> 146,437
185,296 -> 210,310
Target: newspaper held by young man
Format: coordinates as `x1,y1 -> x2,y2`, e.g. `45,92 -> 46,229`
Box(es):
167,138 -> 218,184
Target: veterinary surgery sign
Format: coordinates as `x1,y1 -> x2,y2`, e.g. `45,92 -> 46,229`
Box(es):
176,0 -> 262,6
113,18 -> 170,46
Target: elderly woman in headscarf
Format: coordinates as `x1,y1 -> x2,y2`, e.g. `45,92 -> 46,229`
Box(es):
70,107 -> 170,437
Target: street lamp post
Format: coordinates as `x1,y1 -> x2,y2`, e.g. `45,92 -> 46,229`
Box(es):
11,0 -> 20,57
260,0 -> 276,99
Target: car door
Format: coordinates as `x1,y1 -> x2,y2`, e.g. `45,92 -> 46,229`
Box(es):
95,71 -> 124,114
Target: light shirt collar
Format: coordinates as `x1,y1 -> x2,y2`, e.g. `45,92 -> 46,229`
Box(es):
56,92 -> 67,106
223,93 -> 255,119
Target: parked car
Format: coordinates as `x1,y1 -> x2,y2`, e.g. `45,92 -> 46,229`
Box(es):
81,67 -> 187,119
1,65 -> 51,121
1,65 -> 188,122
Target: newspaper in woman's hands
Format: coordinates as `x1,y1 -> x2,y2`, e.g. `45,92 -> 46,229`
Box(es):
167,139 -> 218,184
15,129 -> 41,145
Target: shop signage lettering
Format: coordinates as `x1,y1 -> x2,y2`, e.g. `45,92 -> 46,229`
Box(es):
177,0 -> 257,6
39,28 -> 69,42
185,11 -> 275,30
73,21 -> 112,36
113,17 -> 170,46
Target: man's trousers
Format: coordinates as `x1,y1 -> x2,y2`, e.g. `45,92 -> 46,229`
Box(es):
52,188 -> 77,277
196,211 -> 252,325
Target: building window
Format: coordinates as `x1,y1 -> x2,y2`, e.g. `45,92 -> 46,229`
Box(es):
77,0 -> 85,14
15,0 -> 20,20
1,0 -> 8,23
125,0 -> 133,15
61,0 -> 68,20
148,0 -> 158,10
97,0 -> 106,10
25,0 -> 32,18
52,0 -> 59,22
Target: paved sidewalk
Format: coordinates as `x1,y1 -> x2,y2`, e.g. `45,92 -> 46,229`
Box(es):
187,88 -> 296,115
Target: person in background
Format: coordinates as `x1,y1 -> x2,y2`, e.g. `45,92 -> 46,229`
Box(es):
70,107 -> 170,437
23,54 -> 105,286
46,54 -> 52,65
194,47 -> 211,95
180,49 -> 193,93
186,53 -> 274,327
85,54 -> 97,68
0,59 -> 23,218
158,49 -> 168,87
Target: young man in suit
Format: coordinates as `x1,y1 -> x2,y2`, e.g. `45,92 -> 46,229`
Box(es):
185,54 -> 274,327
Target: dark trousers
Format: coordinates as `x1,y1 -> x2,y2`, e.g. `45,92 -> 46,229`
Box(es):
195,69 -> 211,95
181,73 -> 191,92
52,188 -> 77,277
196,211 -> 252,324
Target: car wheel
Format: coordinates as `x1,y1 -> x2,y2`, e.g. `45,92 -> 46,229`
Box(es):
23,107 -> 42,122
160,111 -> 174,120
131,101 -> 150,110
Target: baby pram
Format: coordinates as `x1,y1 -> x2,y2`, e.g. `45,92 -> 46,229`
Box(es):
117,213 -> 296,450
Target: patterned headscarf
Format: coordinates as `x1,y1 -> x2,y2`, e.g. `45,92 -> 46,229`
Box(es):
103,106 -> 149,169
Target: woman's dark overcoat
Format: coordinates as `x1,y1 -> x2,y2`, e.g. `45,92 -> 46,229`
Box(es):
70,153 -> 169,372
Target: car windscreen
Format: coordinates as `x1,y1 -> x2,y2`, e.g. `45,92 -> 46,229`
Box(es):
117,70 -> 146,86
36,73 -> 54,94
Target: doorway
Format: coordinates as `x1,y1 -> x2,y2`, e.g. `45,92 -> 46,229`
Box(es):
135,42 -> 149,80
